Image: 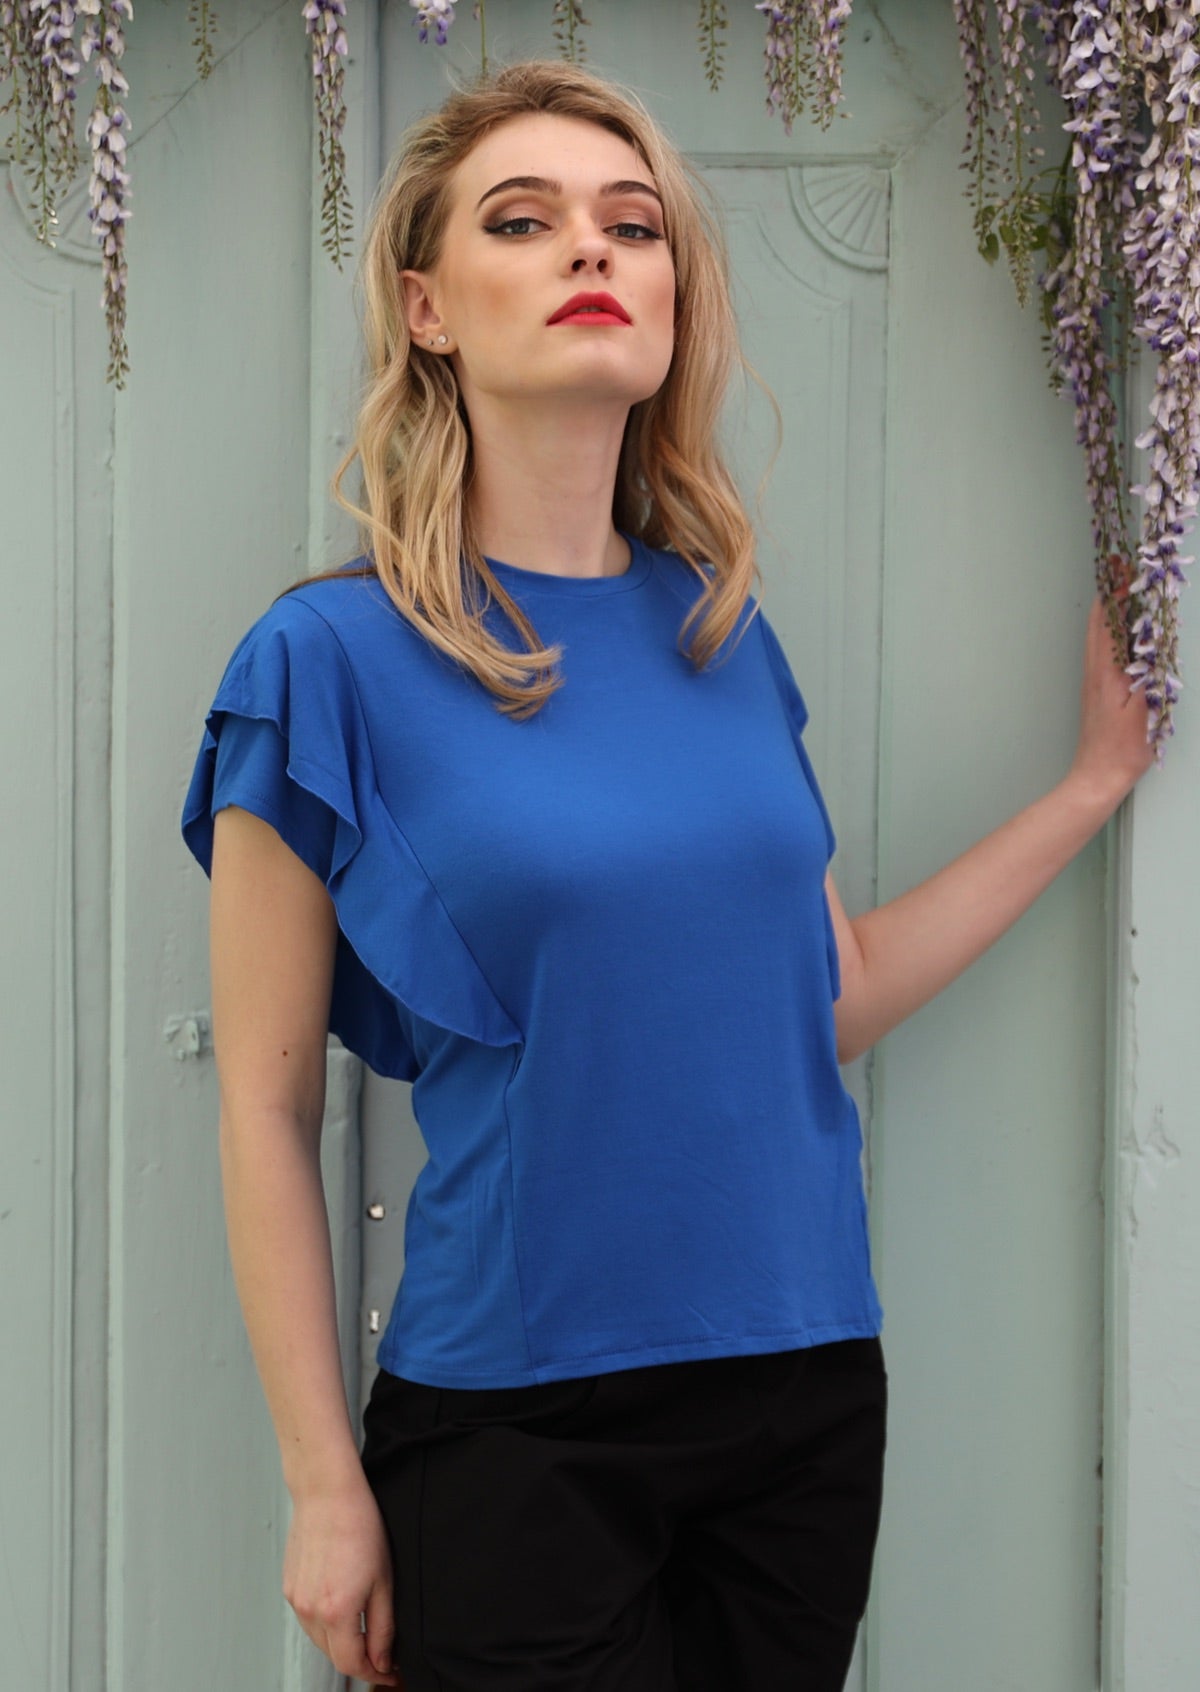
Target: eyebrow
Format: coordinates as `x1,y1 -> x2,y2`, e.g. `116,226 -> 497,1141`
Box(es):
473,175 -> 664,213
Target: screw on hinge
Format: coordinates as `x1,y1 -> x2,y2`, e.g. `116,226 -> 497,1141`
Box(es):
163,1012 -> 213,1061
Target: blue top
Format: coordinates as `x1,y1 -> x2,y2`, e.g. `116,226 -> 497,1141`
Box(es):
182,532 -> 883,1387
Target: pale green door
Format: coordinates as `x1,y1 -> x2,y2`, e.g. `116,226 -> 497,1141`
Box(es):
0,4 -> 1115,1689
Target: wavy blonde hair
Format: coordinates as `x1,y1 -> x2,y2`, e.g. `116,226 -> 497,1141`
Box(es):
328,58 -> 766,719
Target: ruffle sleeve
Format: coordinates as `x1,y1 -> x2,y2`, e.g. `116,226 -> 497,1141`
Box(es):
756,607 -> 843,1002
181,592 -> 524,1080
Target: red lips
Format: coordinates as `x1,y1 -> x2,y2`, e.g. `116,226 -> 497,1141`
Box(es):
547,291 -> 632,325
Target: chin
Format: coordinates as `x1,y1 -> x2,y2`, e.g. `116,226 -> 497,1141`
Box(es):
551,357 -> 672,408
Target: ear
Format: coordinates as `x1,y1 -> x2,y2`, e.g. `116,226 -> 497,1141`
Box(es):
401,269 -> 453,350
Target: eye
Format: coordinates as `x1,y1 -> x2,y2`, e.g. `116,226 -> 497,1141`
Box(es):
482,216 -> 547,236
610,221 -> 666,242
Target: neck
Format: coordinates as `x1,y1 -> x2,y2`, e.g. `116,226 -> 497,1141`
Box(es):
464,395 -> 633,580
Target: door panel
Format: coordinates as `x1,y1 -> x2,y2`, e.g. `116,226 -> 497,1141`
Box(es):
0,190 -> 75,1692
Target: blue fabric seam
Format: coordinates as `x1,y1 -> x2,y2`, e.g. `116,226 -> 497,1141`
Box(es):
485,530 -> 653,597
499,1043 -> 537,1374
287,593 -> 528,1044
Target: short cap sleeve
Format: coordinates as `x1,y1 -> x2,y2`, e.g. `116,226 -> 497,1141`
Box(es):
756,608 -> 842,1001
181,591 -> 523,1079
756,609 -> 837,861
211,713 -> 339,883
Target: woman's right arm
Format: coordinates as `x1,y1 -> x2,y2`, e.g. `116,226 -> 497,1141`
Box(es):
210,803 -> 402,1688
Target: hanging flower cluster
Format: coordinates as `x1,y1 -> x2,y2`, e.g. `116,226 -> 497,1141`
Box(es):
80,0 -> 133,386
953,0 -> 1196,749
33,2 -> 82,235
304,1 -> 351,267
410,0 -> 456,46
1,2 -> 85,244
2,1 -> 1197,746
1120,3 -> 1197,743
753,2 -> 852,133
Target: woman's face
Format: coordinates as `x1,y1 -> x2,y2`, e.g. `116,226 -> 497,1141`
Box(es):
403,112 -> 677,421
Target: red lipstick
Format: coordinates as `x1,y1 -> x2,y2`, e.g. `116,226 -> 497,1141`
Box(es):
547,291 -> 632,326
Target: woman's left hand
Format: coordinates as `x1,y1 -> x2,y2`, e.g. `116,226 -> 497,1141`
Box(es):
1069,561 -> 1157,807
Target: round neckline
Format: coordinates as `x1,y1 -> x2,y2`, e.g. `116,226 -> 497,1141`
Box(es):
482,531 -> 652,597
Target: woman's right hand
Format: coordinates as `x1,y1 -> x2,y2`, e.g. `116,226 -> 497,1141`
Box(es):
282,1474 -> 405,1688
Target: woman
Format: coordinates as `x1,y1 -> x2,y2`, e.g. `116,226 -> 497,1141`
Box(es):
182,59 -> 1154,1692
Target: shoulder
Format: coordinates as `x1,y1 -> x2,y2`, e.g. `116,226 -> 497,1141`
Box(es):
752,605 -> 809,733
224,565 -> 395,671
270,563 -> 390,641
206,570 -> 396,742
643,544 -> 773,661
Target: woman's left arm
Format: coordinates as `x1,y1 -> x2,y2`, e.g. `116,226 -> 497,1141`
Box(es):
828,592 -> 1157,1065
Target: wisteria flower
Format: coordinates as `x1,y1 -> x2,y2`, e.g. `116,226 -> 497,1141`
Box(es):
410,0 -> 455,46
32,1 -> 82,201
79,0 -> 132,386
304,0 -> 351,266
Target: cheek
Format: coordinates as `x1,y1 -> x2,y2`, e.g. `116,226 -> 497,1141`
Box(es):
455,273 -> 540,357
653,265 -> 677,327
653,276 -> 678,348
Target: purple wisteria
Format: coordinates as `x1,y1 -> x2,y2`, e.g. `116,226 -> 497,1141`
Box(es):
1,1 -> 79,242
810,0 -> 852,127
755,0 -> 851,134
79,0 -> 131,386
1029,0 -> 1140,630
31,1 -> 82,237
1025,0 -> 1196,750
304,0 -> 351,267
1119,0 -> 1199,743
755,3 -> 807,134
948,0 -> 1196,751
410,0 -> 455,45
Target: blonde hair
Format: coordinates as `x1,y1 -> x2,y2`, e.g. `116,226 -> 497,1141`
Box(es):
329,58 -> 764,719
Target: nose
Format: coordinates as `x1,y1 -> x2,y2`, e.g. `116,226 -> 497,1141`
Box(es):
567,218 -> 613,275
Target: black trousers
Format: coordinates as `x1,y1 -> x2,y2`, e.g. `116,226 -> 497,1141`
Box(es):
359,1337 -> 887,1692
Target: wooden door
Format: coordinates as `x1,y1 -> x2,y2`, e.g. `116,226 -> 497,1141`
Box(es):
0,4 -> 1117,1689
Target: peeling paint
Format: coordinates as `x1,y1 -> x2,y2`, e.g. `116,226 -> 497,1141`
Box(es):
1143,1106 -> 1182,1166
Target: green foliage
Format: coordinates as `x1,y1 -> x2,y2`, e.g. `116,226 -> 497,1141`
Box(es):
697,0 -> 728,94
189,2 -> 218,82
552,0 -> 590,65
